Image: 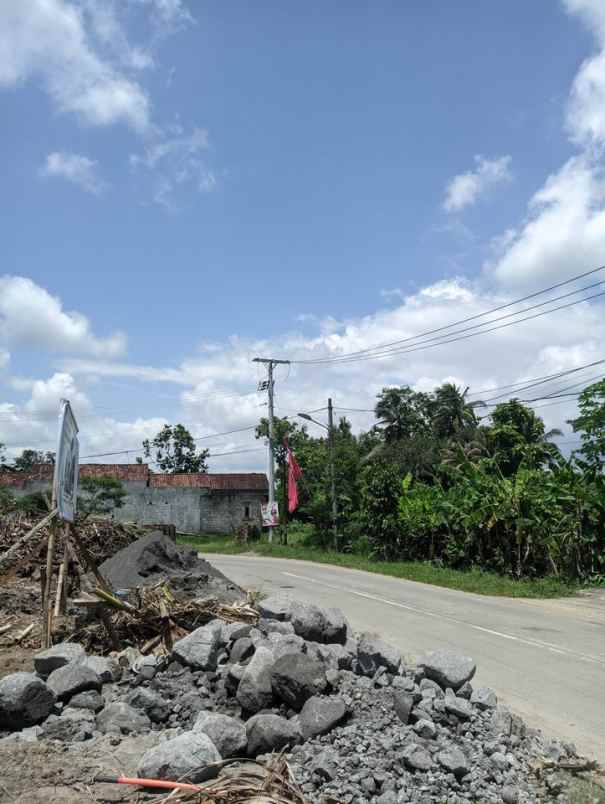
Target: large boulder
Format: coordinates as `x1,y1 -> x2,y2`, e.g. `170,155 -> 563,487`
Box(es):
392,691 -> 414,725
193,712 -> 247,758
265,633 -> 306,661
236,647 -> 275,712
438,747 -> 470,778
46,661 -> 101,702
41,708 -> 95,742
289,603 -> 328,643
69,690 -> 104,713
78,654 -> 122,683
357,633 -> 401,676
271,653 -> 327,710
138,731 -> 221,783
97,702 -> 151,734
230,637 -> 254,664
299,695 -> 347,739
34,643 -> 85,678
126,688 -> 171,723
172,621 -> 225,670
418,649 -> 476,691
306,642 -> 352,671
0,673 -> 56,729
402,743 -> 433,772
443,690 -> 474,720
257,596 -> 292,621
471,687 -> 498,710
258,597 -> 348,645
245,714 -> 300,757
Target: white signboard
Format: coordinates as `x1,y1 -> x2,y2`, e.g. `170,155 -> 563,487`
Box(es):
261,501 -> 279,528
53,399 -> 79,522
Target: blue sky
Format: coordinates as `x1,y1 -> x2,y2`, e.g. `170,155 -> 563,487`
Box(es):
2,0 -> 605,468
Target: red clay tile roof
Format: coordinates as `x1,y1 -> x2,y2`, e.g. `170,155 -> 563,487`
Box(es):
0,464 -> 268,492
150,473 -> 268,491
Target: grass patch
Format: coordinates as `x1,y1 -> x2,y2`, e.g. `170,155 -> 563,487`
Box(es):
178,534 -> 583,599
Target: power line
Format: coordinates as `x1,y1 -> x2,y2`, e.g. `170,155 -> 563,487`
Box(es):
287,266 -> 605,366
293,287 -> 605,367
479,359 -> 605,403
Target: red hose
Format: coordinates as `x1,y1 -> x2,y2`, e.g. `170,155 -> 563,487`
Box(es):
95,775 -> 204,791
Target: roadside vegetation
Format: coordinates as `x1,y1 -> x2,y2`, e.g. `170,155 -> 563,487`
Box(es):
186,378 -> 605,598
179,531 -> 580,598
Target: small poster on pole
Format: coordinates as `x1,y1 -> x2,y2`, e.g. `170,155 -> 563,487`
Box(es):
261,501 -> 279,528
53,399 -> 79,522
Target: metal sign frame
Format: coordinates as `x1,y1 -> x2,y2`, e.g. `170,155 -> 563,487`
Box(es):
53,399 -> 79,522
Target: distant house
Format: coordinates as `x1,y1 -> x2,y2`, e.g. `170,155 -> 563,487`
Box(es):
0,464 -> 268,534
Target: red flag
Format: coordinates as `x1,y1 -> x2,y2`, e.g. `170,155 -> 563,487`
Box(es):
285,439 -> 303,513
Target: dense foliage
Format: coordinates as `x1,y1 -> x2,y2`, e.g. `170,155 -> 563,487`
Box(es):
142,424 -> 209,474
260,381 -> 605,583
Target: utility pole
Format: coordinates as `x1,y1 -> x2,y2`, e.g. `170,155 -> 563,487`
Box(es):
253,357 -> 290,543
327,398 -> 338,550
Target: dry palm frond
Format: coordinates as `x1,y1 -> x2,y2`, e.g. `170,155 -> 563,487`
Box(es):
150,756 -> 313,804
71,581 -> 259,654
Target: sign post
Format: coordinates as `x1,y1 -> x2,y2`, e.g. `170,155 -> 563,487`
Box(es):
42,400 -> 79,647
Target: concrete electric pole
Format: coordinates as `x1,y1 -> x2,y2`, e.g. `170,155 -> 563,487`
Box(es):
253,357 -> 290,543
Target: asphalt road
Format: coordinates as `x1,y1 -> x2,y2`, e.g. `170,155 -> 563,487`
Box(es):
208,554 -> 605,762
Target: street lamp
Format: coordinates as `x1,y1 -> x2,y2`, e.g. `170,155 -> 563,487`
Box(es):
297,398 -> 338,550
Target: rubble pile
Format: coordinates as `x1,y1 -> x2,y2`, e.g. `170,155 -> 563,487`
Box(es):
0,514 -> 146,578
0,584 -> 584,803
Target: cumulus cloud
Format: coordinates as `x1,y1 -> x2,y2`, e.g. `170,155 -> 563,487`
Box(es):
2,275 -> 603,468
489,156 -> 605,286
25,372 -> 90,417
41,151 -> 106,194
0,276 -> 126,357
487,1 -> 605,287
0,0 -> 151,131
443,155 -> 512,213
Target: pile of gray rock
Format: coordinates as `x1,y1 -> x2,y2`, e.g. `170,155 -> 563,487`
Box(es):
0,594 -> 579,802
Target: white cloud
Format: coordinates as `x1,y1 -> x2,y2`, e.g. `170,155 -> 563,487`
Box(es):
489,156 -> 605,286
130,127 -> 215,208
0,0 -> 151,131
443,155 -> 512,213
132,0 -> 194,29
60,358 -> 188,384
2,276 -> 603,468
25,372 -> 90,417
41,151 -> 105,194
0,276 -> 126,357
82,0 -> 154,71
0,350 -> 9,370
487,2 -> 605,287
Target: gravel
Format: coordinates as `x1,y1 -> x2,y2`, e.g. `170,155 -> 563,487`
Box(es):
0,561 -> 585,803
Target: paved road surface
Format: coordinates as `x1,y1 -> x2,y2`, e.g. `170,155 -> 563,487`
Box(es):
208,554 -> 605,762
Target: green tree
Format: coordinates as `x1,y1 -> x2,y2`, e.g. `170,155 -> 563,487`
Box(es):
488,399 -> 561,475
0,442 -> 6,468
12,449 -> 55,473
429,383 -> 482,440
375,387 -> 431,443
143,424 -> 209,473
78,476 -> 127,520
569,378 -> 605,474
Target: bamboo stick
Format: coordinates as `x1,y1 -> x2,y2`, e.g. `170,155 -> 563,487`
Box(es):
15,623 -> 34,643
42,524 -> 57,648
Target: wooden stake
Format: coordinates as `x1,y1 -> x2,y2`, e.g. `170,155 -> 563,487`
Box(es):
53,559 -> 65,620
42,523 -> 57,649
